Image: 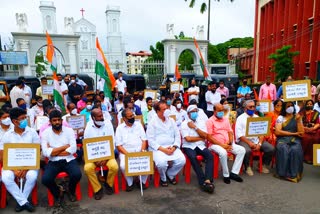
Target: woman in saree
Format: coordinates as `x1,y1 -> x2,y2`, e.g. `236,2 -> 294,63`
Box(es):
301,99 -> 320,164
265,99 -> 283,144
274,101 -> 304,182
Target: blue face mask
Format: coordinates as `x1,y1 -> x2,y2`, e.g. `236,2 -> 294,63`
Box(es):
216,111 -> 224,119
166,100 -> 171,106
19,104 -> 27,110
19,119 -> 28,129
190,112 -> 198,120
247,109 -> 255,116
256,106 -> 260,112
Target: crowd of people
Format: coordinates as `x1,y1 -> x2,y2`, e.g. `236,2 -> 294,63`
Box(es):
0,72 -> 319,212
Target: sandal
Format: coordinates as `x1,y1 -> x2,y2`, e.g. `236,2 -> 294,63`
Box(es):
167,177 -> 177,185
201,182 -> 214,194
160,179 -> 168,187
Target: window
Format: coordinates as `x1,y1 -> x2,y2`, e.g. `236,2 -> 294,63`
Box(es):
84,59 -> 88,69
309,18 -> 314,42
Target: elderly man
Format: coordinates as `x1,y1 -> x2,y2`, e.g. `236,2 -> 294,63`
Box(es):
116,108 -> 148,191
84,108 -> 118,199
235,100 -> 275,176
147,101 -> 186,187
0,108 -> 40,212
207,104 -> 245,184
181,105 -> 214,193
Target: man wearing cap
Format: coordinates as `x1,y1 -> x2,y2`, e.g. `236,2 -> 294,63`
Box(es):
205,81 -> 221,118
181,104 -> 214,193
206,103 -> 245,184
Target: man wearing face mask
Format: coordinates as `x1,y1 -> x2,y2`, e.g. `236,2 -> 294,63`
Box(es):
56,74 -> 68,103
142,97 -> 154,127
207,104 -> 245,184
77,94 -> 88,112
80,100 -> 93,122
16,98 -> 35,128
187,79 -> 199,103
236,78 -> 251,104
181,105 -> 214,193
205,81 -> 221,118
235,100 -> 275,176
216,80 -> 229,98
115,108 -> 148,191
41,110 -> 82,206
10,80 -> 26,108
114,92 -> 124,114
68,75 -> 84,105
0,108 -> 40,212
84,109 -> 118,199
171,98 -> 188,129
259,76 -> 277,101
147,101 -> 186,187
313,93 -> 320,112
0,110 -> 13,141
99,91 -> 112,112
134,91 -> 147,111
115,71 -> 127,94
31,96 -> 44,117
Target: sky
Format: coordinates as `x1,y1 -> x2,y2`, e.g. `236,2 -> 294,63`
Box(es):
0,0 -> 255,52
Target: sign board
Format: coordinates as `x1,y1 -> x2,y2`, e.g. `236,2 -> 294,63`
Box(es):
245,117 -> 271,137
3,143 -> 40,170
66,115 -> 86,130
313,144 -> 320,166
120,115 -> 144,125
125,152 -> 154,176
170,82 -> 180,93
144,90 -> 157,100
116,104 -> 123,113
259,100 -> 271,113
0,51 -> 28,65
41,85 -> 54,95
283,80 -> 311,102
35,116 -> 49,130
83,136 -> 114,163
169,115 -> 176,121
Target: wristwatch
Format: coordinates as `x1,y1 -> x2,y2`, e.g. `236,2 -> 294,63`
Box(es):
173,145 -> 179,149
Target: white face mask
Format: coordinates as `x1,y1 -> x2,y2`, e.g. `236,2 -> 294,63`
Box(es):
119,77 -> 123,81
86,105 -> 92,110
70,80 -> 76,84
176,103 -> 182,109
94,119 -> 104,127
163,109 -> 171,118
71,109 -> 77,115
223,104 -> 230,110
286,106 -> 294,114
1,117 -> 11,126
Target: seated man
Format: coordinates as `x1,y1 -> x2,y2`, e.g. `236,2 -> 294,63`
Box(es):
115,108 -> 148,192
181,105 -> 214,193
41,110 -> 82,206
84,108 -> 118,199
146,101 -> 186,187
206,104 -> 245,184
235,100 -> 275,176
0,107 -> 40,212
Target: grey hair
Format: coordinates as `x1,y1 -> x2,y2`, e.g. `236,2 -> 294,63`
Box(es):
243,99 -> 255,108
121,108 -> 131,118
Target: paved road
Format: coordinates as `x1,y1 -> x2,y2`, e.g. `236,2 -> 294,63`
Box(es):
2,163 -> 320,214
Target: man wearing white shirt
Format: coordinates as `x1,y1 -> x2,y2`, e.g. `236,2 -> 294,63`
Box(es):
313,94 -> 320,112
115,71 -> 127,94
16,98 -> 35,129
181,105 -> 214,193
171,98 -> 188,129
41,110 -> 82,206
205,81 -> 221,118
57,74 -> 68,103
0,107 -> 40,212
187,79 -> 199,103
18,77 -> 33,108
10,80 -> 26,108
134,91 -> 147,111
235,100 -> 275,176
147,101 -> 186,187
97,78 -> 104,92
116,108 -> 148,191
83,109 -> 118,199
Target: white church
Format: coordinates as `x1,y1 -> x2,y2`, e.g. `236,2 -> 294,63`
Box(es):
9,0 -> 126,76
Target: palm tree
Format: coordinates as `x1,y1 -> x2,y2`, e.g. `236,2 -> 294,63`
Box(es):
185,0 -> 234,41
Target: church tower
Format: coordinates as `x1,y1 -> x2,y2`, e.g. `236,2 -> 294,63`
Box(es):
39,1 -> 57,34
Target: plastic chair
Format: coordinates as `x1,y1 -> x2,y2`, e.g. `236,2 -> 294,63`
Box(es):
212,151 -> 236,179
250,150 -> 263,173
153,165 -> 179,188
120,172 -> 149,191
184,154 -> 204,184
87,166 -> 119,198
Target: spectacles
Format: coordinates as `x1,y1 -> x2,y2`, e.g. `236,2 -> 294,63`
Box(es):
247,106 -> 255,109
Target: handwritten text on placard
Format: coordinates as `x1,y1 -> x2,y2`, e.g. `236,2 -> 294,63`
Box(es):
67,116 -> 85,130
128,156 -> 151,174
248,121 -> 269,135
8,148 -> 37,167
285,83 -> 308,99
86,141 -> 111,161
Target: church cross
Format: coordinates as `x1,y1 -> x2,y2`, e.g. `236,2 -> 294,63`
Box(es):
80,8 -> 85,18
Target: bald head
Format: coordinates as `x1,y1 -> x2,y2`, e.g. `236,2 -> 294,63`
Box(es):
91,108 -> 101,117
213,103 -> 224,112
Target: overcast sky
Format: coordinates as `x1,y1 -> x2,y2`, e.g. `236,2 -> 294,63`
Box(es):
0,0 -> 255,51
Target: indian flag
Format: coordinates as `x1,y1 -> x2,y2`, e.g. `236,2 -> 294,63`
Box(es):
46,31 -> 66,113
95,38 -> 116,99
194,38 -> 212,81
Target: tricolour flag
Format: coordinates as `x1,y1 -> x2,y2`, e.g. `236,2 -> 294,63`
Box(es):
194,38 -> 211,81
95,38 -> 116,99
174,63 -> 181,81
46,31 -> 66,113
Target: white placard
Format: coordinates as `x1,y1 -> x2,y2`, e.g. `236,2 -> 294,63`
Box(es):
66,115 -> 86,130
42,85 -> 54,95
35,116 -> 49,130
128,156 -> 151,174
86,140 -> 112,161
7,148 -> 37,167
116,104 -> 123,112
259,101 -> 270,113
144,90 -> 157,100
283,80 -> 311,101
317,150 -> 320,164
170,82 -> 180,93
248,121 -> 269,136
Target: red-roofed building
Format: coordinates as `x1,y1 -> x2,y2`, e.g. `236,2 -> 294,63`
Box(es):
126,51 -> 152,74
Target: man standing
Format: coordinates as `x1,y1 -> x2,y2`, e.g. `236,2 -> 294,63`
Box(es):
116,108 -> 148,191
115,71 -> 127,94
277,76 -> 293,99
142,97 -> 154,127
235,100 -> 275,176
68,76 -> 84,105
0,107 -> 40,212
181,105 -> 214,193
134,91 -> 147,111
57,73 -> 68,103
187,79 -> 199,103
216,80 -> 229,98
36,77 -> 51,100
41,110 -> 82,206
205,81 -> 221,118
206,104 -> 245,184
10,80 -> 25,108
237,78 -> 251,104
83,109 -> 118,199
18,77 -> 32,108
259,76 -> 277,101
147,101 -> 186,187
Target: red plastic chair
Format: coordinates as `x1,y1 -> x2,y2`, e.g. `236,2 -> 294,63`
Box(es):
184,154 -> 204,184
47,172 -> 82,207
250,150 -> 263,173
87,166 -> 119,198
120,172 -> 149,191
153,164 -> 179,188
212,151 -> 236,179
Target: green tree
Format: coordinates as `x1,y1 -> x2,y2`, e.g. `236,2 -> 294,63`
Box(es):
149,42 -> 164,61
178,50 -> 194,70
35,50 -> 47,77
208,43 -> 222,63
268,45 -> 299,80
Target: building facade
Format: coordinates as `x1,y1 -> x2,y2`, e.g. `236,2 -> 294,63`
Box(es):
254,0 -> 320,82
126,51 -> 151,74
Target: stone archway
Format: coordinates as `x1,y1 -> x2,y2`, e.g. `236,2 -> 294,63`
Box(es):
162,39 -> 209,75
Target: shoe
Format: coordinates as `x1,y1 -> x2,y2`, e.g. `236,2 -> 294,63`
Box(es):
160,179 -> 168,187
94,188 -> 104,200
286,177 -> 298,183
54,198 -> 62,207
297,173 -> 303,181
223,177 -> 231,184
246,167 -> 254,176
126,183 -> 134,192
262,165 -> 270,174
67,193 -> 77,202
201,182 -> 214,194
230,173 -> 243,182
166,175 -> 177,185
23,202 -> 35,212
15,203 -> 24,212
104,183 -> 114,195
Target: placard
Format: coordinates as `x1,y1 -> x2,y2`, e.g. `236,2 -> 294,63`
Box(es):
116,104 -> 123,112
144,90 -> 157,100
83,136 -> 114,163
313,144 -> 320,166
35,116 -> 49,130
125,152 -> 154,177
245,117 -> 271,137
120,115 -> 144,125
170,82 -> 180,93
41,85 -> 54,95
66,115 -> 86,130
283,79 -> 311,102
259,100 -> 271,113
169,115 -> 176,121
3,143 -> 40,170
